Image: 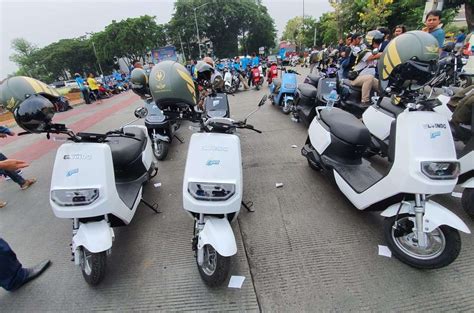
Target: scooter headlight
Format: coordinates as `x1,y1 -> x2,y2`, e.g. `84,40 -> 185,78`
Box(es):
421,162 -> 460,180
51,188 -> 99,206
188,182 -> 235,201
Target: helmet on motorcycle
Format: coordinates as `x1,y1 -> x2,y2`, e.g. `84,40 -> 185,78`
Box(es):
13,94 -> 55,133
195,61 -> 215,85
378,30 -> 439,92
0,76 -> 62,113
130,68 -> 150,98
365,30 -> 384,47
149,60 -> 197,109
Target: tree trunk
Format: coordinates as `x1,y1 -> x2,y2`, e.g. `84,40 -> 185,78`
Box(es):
466,2 -> 474,33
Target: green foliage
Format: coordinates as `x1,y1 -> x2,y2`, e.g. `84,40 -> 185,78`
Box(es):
168,0 -> 276,58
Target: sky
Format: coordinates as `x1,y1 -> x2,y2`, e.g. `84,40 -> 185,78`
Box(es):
0,0 -> 332,79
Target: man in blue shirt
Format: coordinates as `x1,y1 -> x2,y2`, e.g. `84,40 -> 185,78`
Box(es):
74,73 -> 91,104
423,10 -> 445,55
251,53 -> 259,67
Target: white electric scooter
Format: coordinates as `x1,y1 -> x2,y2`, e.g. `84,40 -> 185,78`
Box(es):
152,93 -> 265,286
49,108 -> 158,285
363,91 -> 474,217
302,100 -> 470,268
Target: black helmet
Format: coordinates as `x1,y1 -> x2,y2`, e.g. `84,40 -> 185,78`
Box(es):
365,30 -> 384,46
378,30 -> 439,92
13,94 -> 55,133
149,60 -> 197,109
130,68 -> 150,98
195,61 -> 214,84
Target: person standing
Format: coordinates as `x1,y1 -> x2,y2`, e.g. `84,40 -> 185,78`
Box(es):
0,158 -> 51,291
309,46 -> 319,73
74,73 -> 91,104
455,29 -> 466,52
86,73 -> 101,103
393,25 -> 407,37
423,10 -> 445,55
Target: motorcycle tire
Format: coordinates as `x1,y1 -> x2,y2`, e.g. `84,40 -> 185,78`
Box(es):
383,214 -> 461,269
462,188 -> 474,218
81,248 -> 107,286
458,75 -> 472,88
256,84 -> 260,90
153,140 -> 169,161
197,244 -> 231,287
282,99 -> 293,114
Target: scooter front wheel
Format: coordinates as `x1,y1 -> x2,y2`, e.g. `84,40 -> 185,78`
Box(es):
462,188 -> 474,218
197,244 -> 231,287
153,140 -> 169,161
384,214 -> 461,269
80,248 -> 107,285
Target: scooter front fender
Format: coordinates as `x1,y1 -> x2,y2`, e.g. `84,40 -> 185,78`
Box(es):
72,220 -> 114,253
198,217 -> 237,257
381,200 -> 470,234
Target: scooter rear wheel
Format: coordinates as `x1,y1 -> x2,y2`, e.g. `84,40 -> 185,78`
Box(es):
153,140 -> 169,161
81,248 -> 107,285
462,188 -> 474,218
384,214 -> 461,269
197,244 -> 231,287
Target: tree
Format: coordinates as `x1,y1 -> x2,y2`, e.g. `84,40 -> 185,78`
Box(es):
281,16 -> 318,50
358,0 -> 394,30
168,0 -> 275,58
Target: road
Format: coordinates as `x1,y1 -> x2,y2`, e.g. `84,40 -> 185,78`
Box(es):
1,67 -> 474,312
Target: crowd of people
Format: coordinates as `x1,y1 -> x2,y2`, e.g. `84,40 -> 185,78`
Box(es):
74,70 -> 131,105
306,9 -> 471,106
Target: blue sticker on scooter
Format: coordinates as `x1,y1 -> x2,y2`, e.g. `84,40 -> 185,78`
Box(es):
206,160 -> 220,166
66,168 -> 79,177
430,131 -> 441,139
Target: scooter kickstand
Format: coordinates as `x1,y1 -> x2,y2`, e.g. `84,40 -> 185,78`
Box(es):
174,135 -> 184,144
141,199 -> 161,213
242,200 -> 255,212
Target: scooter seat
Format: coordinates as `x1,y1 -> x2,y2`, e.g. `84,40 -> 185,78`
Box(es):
343,79 -> 362,92
320,108 -> 371,146
298,83 -> 317,98
306,73 -> 320,86
107,128 -> 147,173
377,97 -> 404,117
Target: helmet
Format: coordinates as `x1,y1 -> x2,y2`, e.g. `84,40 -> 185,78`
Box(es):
195,61 -> 215,85
13,94 -> 55,133
365,30 -> 384,46
0,76 -> 61,112
378,30 -> 439,91
130,68 -> 150,98
149,60 -> 197,109
203,56 -> 214,67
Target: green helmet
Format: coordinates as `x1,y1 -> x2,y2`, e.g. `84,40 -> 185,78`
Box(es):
378,30 -> 439,91
0,76 -> 61,112
148,60 -> 196,109
130,68 -> 150,98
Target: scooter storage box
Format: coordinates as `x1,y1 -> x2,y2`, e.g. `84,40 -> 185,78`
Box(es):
205,93 -> 230,118
317,78 -> 337,103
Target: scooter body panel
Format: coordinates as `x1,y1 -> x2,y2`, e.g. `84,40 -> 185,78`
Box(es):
334,111 -> 458,209
198,216 -> 237,257
72,220 -> 115,253
380,200 -> 470,234
308,114 -> 331,153
460,150 -> 474,176
183,133 -> 243,214
124,125 -> 154,170
363,105 -> 395,141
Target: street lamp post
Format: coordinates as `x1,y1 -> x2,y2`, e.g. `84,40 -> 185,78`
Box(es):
86,32 -> 104,76
193,3 -> 209,58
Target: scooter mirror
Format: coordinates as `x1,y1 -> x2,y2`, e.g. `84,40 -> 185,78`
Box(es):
134,107 -> 148,118
258,95 -> 267,106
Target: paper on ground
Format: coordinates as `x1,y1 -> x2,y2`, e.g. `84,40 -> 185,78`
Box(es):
378,245 -> 392,258
228,276 -> 245,288
451,192 -> 462,198
275,183 -> 284,188
291,144 -> 298,148
154,182 -> 162,188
